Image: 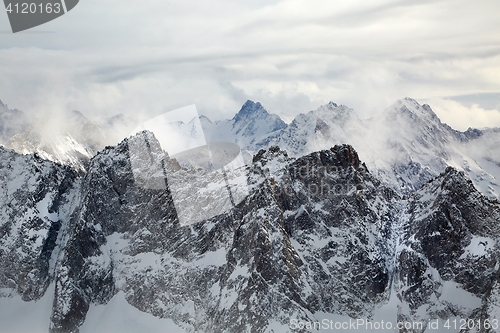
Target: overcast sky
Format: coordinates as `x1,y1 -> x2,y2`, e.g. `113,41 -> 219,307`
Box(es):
1,0 -> 499,130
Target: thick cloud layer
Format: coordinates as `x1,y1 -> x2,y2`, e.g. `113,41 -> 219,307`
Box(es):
0,0 -> 499,128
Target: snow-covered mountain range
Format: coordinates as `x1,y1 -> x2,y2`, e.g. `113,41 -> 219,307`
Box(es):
199,98 -> 500,200
0,101 -> 136,173
0,98 -> 500,332
2,97 -> 498,200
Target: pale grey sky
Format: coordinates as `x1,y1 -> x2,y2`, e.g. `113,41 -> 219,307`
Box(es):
1,0 -> 499,130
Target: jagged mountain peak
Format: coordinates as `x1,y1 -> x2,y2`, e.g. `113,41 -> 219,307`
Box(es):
420,166 -> 500,205
252,145 -> 290,164
376,97 -> 457,146
0,101 -> 24,116
298,102 -> 360,130
2,126 -> 500,332
129,129 -> 157,142
198,114 -> 212,124
232,100 -> 268,122
119,129 -> 161,153
202,100 -> 286,148
439,165 -> 470,186
463,127 -> 483,139
386,97 -> 441,123
330,144 -> 362,169
0,102 -> 30,144
67,109 -> 87,121
411,166 -> 500,226
0,100 -> 18,114
418,166 -> 471,195
313,101 -> 353,115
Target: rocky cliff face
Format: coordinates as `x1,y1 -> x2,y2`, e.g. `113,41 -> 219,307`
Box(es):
201,100 -> 287,149
47,133 -> 400,332
0,146 -> 78,301
395,167 -> 500,330
1,133 -> 499,333
264,98 -> 500,200
3,98 -> 499,200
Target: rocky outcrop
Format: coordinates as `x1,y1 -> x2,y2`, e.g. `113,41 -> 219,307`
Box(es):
0,146 -> 78,301
1,134 -> 499,332
395,167 -> 500,331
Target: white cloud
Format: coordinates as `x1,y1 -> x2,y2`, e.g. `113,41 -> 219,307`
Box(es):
424,98 -> 500,131
0,0 -> 499,128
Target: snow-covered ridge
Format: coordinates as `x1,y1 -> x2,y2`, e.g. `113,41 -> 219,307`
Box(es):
1,106 -> 136,173
1,97 -> 499,199
1,132 -> 500,332
261,97 -> 500,199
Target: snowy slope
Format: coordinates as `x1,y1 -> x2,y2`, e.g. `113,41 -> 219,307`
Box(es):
7,129 -> 95,173
266,102 -> 368,157
394,167 -> 500,327
0,147 -> 78,302
4,110 -> 136,173
1,134 -> 500,332
364,98 -> 500,198
80,292 -> 185,333
254,98 -> 500,199
2,97 -> 498,200
0,284 -> 54,333
457,127 -> 500,199
201,100 -> 286,148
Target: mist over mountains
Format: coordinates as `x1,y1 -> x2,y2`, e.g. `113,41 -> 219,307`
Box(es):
0,101 -> 136,173
5,97 -> 497,199
90,97 -> 499,200
195,98 -> 499,200
0,97 -> 499,332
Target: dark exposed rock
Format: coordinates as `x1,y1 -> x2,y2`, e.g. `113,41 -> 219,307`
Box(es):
1,134 -> 500,333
